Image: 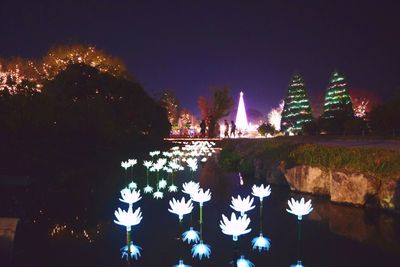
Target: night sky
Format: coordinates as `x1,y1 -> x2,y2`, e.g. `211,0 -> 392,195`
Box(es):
1,0 -> 399,116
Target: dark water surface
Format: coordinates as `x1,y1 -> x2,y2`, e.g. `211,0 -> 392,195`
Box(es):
3,169 -> 400,267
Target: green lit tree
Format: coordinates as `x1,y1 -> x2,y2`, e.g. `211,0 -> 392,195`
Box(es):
280,73 -> 313,134
321,71 -> 354,119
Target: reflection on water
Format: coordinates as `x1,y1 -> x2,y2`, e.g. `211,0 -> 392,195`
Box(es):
1,161 -> 400,266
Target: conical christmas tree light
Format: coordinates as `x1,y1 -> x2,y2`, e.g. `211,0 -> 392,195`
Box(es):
235,91 -> 248,133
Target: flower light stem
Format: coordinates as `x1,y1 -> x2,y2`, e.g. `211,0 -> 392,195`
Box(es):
126,229 -> 131,265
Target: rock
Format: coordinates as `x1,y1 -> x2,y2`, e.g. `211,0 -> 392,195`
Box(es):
378,179 -> 400,210
266,161 -> 288,186
330,171 -> 380,205
283,165 -> 330,195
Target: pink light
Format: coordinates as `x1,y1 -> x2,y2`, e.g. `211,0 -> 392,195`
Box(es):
235,91 -> 248,132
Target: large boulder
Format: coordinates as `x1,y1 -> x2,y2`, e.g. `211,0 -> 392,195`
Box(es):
283,165 -> 330,195
378,178 -> 400,210
330,171 -> 380,205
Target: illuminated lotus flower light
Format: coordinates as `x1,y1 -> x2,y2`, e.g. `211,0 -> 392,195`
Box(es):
236,255 -> 255,267
252,233 -> 271,252
251,184 -> 271,202
182,227 -> 200,244
286,198 -> 313,220
173,260 -> 191,267
192,188 -> 211,207
114,207 -> 142,231
290,260 -> 304,267
153,190 -> 163,199
158,179 -> 167,189
121,241 -> 141,260
201,157 -> 207,162
186,158 -> 198,172
121,161 -> 130,170
119,188 -> 141,207
128,159 -> 137,167
168,197 -> 193,221
168,184 -> 178,192
220,212 -> 251,241
182,181 -> 200,197
191,240 -> 211,260
143,185 -> 154,194
149,151 -> 160,157
128,182 -> 137,190
230,195 -> 255,216
143,160 -> 153,169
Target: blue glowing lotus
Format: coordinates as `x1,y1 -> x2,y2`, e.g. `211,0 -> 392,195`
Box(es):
290,260 -> 305,267
158,179 -> 168,189
182,227 -> 200,244
120,241 -> 141,260
191,240 -> 211,260
236,255 -> 255,267
173,259 -> 191,267
168,184 -> 178,192
143,185 -> 154,194
153,190 -> 164,199
252,233 -> 271,252
128,182 -> 137,190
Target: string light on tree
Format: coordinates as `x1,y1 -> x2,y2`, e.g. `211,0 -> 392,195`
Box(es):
281,73 -> 313,134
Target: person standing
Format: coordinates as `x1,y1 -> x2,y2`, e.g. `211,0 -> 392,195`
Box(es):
200,120 -> 206,138
224,120 -> 229,138
230,120 -> 236,138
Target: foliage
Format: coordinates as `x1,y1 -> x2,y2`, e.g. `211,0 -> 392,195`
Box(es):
197,86 -> 234,120
159,89 -> 180,127
257,123 -> 275,136
369,93 -> 400,135
219,139 -> 400,180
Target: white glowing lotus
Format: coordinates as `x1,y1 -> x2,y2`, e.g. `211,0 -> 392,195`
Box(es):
169,161 -> 181,170
128,159 -> 137,167
191,240 -> 211,260
236,255 -> 255,267
290,260 -> 304,267
128,182 -> 137,190
220,212 -> 251,241
186,158 -> 198,172
173,260 -> 191,267
286,197 -> 313,220
230,195 -> 255,216
168,184 -> 178,192
182,181 -> 200,196
158,179 -> 167,189
149,151 -> 160,157
168,197 -> 193,221
121,161 -> 130,170
201,157 -> 207,162
143,185 -> 154,194
252,233 -> 271,252
251,184 -> 271,201
153,190 -> 164,199
182,227 -> 200,244
143,160 -> 153,168
114,207 -> 142,231
119,188 -> 141,206
192,188 -> 211,206
120,241 -> 141,260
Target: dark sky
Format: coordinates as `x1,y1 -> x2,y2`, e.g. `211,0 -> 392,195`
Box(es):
1,0 -> 399,116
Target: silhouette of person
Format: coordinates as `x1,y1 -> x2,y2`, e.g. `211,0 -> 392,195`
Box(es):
208,116 -> 215,138
230,120 -> 236,137
200,120 -> 206,138
224,120 -> 229,138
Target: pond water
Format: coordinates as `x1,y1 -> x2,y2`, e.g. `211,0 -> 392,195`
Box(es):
3,167 -> 400,267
